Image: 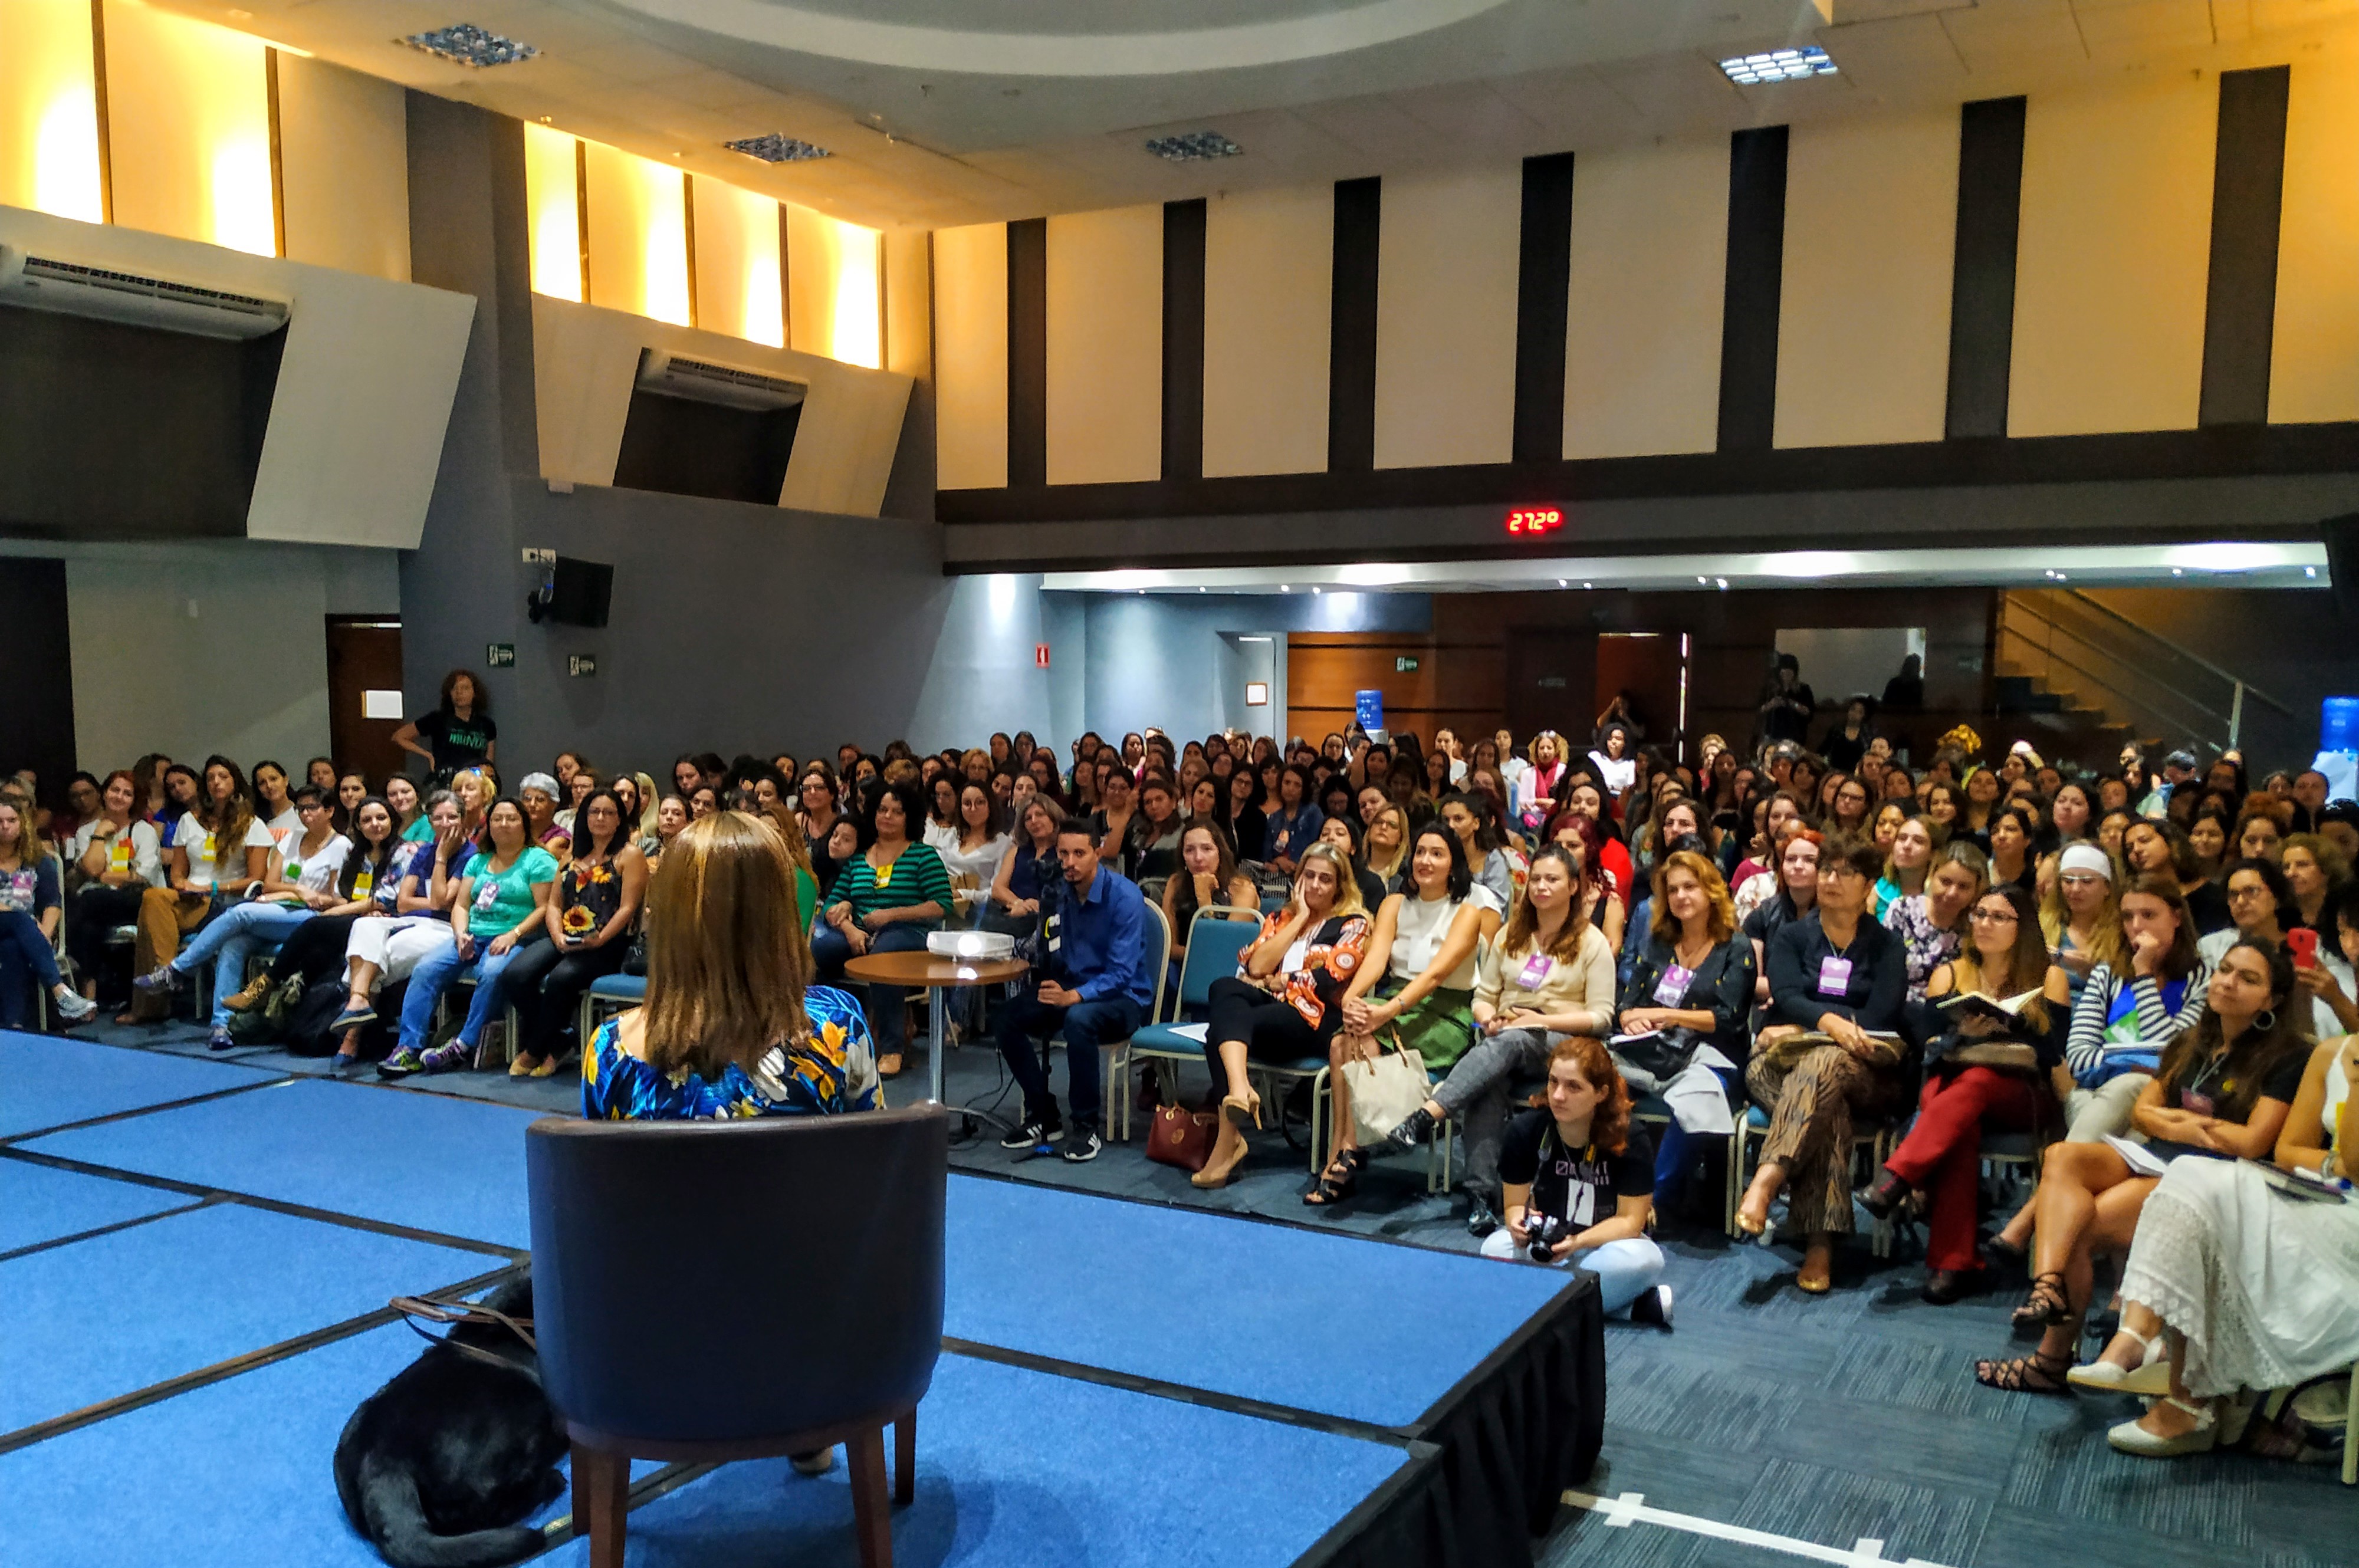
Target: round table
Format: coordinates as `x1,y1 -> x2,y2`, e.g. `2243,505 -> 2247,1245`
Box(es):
840,951 -> 1029,1103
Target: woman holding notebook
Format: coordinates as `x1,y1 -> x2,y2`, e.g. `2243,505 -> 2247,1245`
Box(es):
1857,882 -> 2071,1303
1973,938 -> 2309,1395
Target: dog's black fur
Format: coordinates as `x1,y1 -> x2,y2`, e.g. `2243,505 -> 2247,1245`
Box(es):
334,1277 -> 569,1568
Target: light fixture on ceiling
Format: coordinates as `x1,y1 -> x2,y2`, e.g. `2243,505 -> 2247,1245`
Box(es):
1582,581 -> 1592,589
2308,566 -> 2319,578
726,133 -> 833,163
1144,130 -> 1243,163
1279,584 -> 1290,593
400,23 -> 539,68
1719,45 -> 1836,85
1557,579 -> 1568,587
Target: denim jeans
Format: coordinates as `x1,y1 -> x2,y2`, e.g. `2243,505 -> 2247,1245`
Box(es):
0,909 -> 63,1029
995,992 -> 1146,1136
172,902 -> 315,1026
811,921 -> 931,1059
1477,1231 -> 1665,1316
1650,1063 -> 1735,1191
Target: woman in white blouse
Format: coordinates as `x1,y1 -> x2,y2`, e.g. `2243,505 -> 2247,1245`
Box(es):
65,770 -> 163,1004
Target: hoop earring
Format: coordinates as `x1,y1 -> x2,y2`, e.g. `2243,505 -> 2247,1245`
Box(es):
2254,1008 -> 2277,1033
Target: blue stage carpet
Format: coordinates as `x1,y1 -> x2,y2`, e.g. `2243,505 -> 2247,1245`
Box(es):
0,1160 -> 194,1255
0,1203 -> 493,1436
541,1352 -> 1411,1568
944,1173 -> 1566,1428
20,1077 -> 542,1247
0,1031 -> 277,1139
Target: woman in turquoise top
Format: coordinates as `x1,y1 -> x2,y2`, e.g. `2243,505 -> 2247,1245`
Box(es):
583,810 -> 877,1119
386,797 -> 556,1076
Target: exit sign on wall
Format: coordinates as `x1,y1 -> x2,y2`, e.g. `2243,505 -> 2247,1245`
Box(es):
1396,656 -> 1420,672
1035,643 -> 1051,668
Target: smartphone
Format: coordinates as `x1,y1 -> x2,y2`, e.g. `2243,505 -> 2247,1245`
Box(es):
2289,926 -> 2319,970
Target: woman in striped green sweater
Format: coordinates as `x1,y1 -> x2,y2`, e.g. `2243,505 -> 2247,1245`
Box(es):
812,780 -> 952,1078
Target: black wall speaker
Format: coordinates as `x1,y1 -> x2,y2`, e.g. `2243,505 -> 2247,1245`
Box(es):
527,555 -> 613,628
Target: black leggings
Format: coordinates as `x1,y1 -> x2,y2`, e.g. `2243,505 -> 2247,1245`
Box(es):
502,937 -> 626,1060
268,913 -> 366,988
65,885 -> 145,982
1203,975 -> 1330,1088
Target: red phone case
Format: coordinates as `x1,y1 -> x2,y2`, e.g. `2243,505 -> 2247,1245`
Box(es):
2289,926 -> 2319,969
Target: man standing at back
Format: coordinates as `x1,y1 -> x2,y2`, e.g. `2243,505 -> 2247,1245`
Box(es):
997,820 -> 1154,1163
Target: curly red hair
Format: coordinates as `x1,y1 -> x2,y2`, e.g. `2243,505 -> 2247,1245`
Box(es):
1548,1035 -> 1631,1158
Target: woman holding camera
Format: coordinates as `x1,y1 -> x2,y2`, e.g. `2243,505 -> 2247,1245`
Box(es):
1484,1036 -> 1673,1326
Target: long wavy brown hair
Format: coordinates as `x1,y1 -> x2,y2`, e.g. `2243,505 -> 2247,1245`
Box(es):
1548,1034 -> 1631,1157
639,812 -> 814,1077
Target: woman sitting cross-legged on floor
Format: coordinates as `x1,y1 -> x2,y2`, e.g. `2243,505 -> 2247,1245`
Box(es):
1736,833 -> 1912,1294
381,797 -> 556,1077
135,785 -> 350,1049
502,788 -> 648,1079
1312,826 -> 1494,1207
2068,971 -> 2359,1457
1974,938 -> 2309,1394
1858,881 -> 2071,1303
1481,1035 -> 1674,1327
1384,844 -> 1619,1237
1194,843 -> 1371,1191
228,798 -> 404,1069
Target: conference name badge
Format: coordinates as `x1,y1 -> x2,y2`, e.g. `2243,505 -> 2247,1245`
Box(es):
1817,955 -> 1853,996
1516,954 -> 1552,991
1654,963 -> 1693,1007
354,871 -> 374,898
110,841 -> 132,868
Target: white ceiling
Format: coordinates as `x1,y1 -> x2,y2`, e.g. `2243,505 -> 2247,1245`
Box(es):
184,0 -> 2359,230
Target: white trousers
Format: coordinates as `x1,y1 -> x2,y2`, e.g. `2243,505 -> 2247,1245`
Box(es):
344,916 -> 454,991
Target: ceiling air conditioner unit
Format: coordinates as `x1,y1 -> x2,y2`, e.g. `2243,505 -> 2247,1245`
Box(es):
0,245 -> 289,340
633,348 -> 805,413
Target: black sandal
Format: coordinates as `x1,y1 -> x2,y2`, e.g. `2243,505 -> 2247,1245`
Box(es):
2010,1271 -> 2071,1332
1974,1349 -> 2072,1394
1303,1148 -> 1369,1207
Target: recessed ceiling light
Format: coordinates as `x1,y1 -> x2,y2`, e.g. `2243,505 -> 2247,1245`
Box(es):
1582,581 -> 1592,589
1719,45 -> 1836,85
2307,566 -> 2318,578
1311,585 -> 1322,594
1144,130 -> 1242,162
1557,578 -> 1568,587
727,133 -> 832,163
401,23 -> 538,68
1280,584 -> 1290,593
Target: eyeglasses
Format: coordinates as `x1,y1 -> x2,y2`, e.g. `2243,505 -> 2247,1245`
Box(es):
1968,908 -> 2018,924
2226,883 -> 2269,902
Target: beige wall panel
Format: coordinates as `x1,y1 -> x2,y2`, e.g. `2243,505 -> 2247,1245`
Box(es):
1203,185 -> 1333,478
786,205 -> 883,366
934,222 -> 1008,490
0,0 -> 104,221
582,140 -> 691,324
2009,77 -> 2216,437
1775,111 -> 1958,449
1564,139 -> 1730,460
1046,205 -> 1163,485
2271,40 -> 2359,424
102,0 -> 272,254
1374,169 -> 1521,469
690,176 -> 783,346
276,55 -> 409,283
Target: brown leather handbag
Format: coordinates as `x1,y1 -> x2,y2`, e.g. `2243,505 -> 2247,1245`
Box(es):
1145,1101 -> 1218,1173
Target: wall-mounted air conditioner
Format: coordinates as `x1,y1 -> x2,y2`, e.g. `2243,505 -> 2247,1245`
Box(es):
0,245 -> 290,340
633,348 -> 805,413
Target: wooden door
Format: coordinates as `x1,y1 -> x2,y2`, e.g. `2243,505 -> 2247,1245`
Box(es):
1504,629 -> 1594,748
324,617 -> 407,784
1594,632 -> 1687,762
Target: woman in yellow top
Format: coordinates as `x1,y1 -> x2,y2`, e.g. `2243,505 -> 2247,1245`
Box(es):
1381,844 -> 1618,1237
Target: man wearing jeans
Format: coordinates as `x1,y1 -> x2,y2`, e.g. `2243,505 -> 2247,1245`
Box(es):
997,820 -> 1152,1163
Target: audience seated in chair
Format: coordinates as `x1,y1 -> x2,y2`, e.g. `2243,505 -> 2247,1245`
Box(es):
502,789 -> 648,1080
381,797 -> 556,1078
1,799 -> 94,1027
1614,849 -> 1756,1195
813,781 -> 952,1080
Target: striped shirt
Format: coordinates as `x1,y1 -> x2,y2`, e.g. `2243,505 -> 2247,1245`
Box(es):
826,842 -> 953,925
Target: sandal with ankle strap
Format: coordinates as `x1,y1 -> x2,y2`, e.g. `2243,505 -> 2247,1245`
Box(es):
2010,1271 -> 2071,1332
1303,1148 -> 1368,1208
2066,1324 -> 2169,1393
1975,1349 -> 2072,1394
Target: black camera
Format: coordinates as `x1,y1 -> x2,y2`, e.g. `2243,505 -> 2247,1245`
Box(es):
1526,1214 -> 1569,1263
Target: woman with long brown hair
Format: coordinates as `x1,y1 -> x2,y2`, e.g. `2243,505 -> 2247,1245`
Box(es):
583,810 -> 875,1119
127,755 -> 272,1022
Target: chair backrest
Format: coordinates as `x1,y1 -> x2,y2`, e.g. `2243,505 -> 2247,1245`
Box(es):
526,1103 -> 948,1446
1178,909 -> 1261,1010
1139,899 -> 1172,1024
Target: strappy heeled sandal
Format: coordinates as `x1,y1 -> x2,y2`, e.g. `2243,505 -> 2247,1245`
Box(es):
1303,1148 -> 1368,1208
2010,1271 -> 2071,1332
2066,1324 -> 2170,1393
1974,1349 -> 2072,1394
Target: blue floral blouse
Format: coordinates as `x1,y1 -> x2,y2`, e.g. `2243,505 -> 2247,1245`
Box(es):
580,984 -> 880,1120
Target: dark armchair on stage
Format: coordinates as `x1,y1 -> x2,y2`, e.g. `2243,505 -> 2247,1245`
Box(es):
525,1104 -> 950,1567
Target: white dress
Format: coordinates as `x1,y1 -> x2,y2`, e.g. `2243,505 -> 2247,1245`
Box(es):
2120,1054 -> 2359,1397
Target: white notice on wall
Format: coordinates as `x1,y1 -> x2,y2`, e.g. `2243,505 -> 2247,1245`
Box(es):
362,690 -> 405,720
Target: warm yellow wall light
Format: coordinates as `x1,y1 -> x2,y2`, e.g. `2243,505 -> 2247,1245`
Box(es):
829,217 -> 882,369
524,122 -> 583,301
0,0 -> 105,221
101,0 -> 274,254
638,160 -> 691,326
211,135 -> 275,256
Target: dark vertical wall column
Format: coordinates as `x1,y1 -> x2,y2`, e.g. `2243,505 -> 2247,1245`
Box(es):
1717,126 -> 1788,452
1945,97 -> 2027,440
1513,152 -> 1575,465
1006,217 -> 1048,487
1328,176 -> 1382,473
2200,65 -> 2292,427
0,558 -> 77,793
1161,198 -> 1207,481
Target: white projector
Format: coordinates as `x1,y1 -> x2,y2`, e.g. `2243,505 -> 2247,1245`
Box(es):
926,931 -> 1016,960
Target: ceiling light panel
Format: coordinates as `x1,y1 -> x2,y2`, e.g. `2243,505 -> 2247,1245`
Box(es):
1143,130 -> 1243,162
402,23 -> 540,68
726,133 -> 832,163
1719,46 -> 1836,85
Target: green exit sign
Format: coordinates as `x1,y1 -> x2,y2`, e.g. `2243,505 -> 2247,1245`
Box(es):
1395,656 -> 1420,672
486,642 -> 515,668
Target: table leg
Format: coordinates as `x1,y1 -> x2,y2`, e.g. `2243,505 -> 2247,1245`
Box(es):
928,985 -> 947,1104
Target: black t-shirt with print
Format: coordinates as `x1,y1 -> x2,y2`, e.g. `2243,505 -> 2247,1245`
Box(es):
1497,1109 -> 1655,1230
412,711 -> 497,772
2146,1043 -> 2308,1162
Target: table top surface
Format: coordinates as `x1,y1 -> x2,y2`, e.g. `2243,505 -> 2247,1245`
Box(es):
840,952 -> 1029,987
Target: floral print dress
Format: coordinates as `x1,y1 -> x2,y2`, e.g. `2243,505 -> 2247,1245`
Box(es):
580,985 -> 880,1119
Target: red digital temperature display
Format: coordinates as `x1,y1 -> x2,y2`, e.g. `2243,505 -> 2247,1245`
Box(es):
1506,506 -> 1564,536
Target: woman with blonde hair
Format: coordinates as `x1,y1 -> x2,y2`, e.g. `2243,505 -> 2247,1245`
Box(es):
582,810 -> 875,1120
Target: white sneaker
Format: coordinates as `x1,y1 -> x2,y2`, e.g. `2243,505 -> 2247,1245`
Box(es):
52,987 -> 97,1023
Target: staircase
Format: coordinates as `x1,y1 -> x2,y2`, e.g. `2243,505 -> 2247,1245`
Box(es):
1993,589 -> 2292,769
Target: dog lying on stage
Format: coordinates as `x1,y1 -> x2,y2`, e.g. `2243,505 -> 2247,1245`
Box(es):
334,1276 -> 569,1568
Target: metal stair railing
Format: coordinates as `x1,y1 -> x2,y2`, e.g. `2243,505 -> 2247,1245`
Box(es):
1997,589 -> 2292,752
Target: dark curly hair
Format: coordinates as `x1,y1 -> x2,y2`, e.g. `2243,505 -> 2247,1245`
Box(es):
1547,1035 -> 1632,1158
